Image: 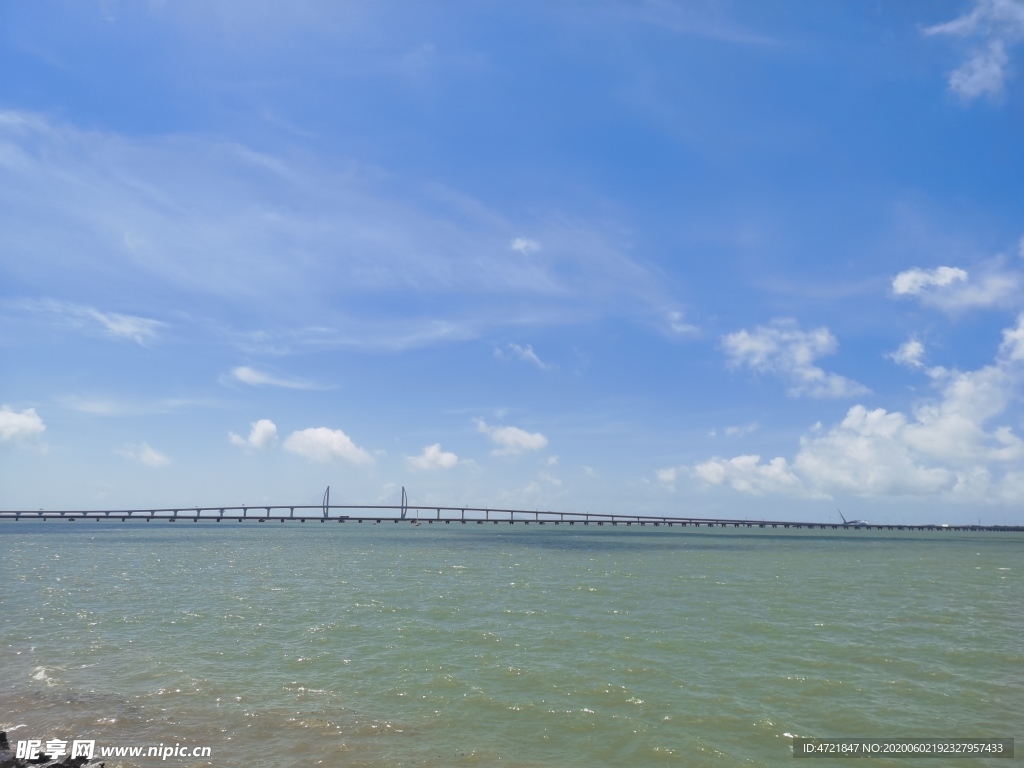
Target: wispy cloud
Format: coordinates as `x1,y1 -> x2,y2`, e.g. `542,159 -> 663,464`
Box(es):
224,319 -> 481,355
722,319 -> 869,399
0,405 -> 46,442
923,0 -> 1024,100
228,366 -> 317,389
494,342 -> 551,370
510,237 -> 541,255
117,442 -> 170,468
0,112 -> 670,351
59,395 -> 210,417
622,0 -> 781,46
16,299 -> 165,345
664,309 -> 698,336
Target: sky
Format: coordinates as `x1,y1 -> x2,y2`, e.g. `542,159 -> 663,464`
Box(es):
2,0 -> 1023,524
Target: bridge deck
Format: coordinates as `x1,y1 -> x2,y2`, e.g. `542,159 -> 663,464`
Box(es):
1,505 -> 1020,532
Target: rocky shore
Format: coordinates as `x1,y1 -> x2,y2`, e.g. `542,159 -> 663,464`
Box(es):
0,733 -> 103,768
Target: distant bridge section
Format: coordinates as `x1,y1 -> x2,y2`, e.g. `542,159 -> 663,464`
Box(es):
1,503 -> 1020,532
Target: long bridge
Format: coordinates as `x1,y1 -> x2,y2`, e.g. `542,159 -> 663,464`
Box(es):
2,488 -> 1021,532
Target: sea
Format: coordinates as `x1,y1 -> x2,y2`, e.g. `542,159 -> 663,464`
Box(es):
1,521 -> 1020,767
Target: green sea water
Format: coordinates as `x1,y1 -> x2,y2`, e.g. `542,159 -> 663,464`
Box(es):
1,522 -> 1020,766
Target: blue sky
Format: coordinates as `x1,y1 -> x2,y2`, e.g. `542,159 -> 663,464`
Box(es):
2,0 -> 1023,524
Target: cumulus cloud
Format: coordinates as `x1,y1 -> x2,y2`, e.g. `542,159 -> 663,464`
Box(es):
722,319 -> 869,399
892,263 -> 1022,312
680,314 -> 1024,502
889,338 -> 927,369
791,407 -> 956,496
1001,315 -> 1024,359
283,427 -> 372,465
118,442 -> 170,468
923,0 -> 1024,101
407,443 -> 459,470
476,419 -> 548,455
229,419 -> 278,449
495,342 -> 550,370
692,455 -> 808,496
0,406 -> 46,442
229,366 -> 315,389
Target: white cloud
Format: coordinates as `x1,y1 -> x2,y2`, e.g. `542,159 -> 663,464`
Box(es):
1,113 -> 671,351
495,342 -> 550,370
118,442 -> 170,468
722,319 -> 869,399
229,419 -> 278,449
510,237 -> 541,254
623,1 -> 781,46
950,40 -> 1010,99
665,309 -> 698,336
1001,314 -> 1024,359
89,309 -> 164,344
923,0 -> 1024,101
655,466 -> 677,486
19,299 -> 165,345
684,314 -> 1024,502
692,455 -> 808,496
59,395 -> 209,417
476,419 -> 548,455
892,263 -> 1022,312
724,422 -> 759,437
229,366 -> 315,389
892,266 -> 968,295
0,406 -> 46,441
539,471 -> 562,487
792,407 -> 955,496
283,427 -> 372,465
406,443 -> 459,470
889,338 -> 926,369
